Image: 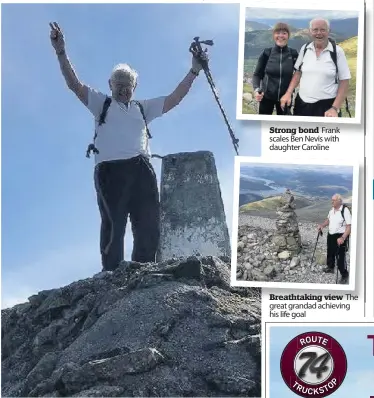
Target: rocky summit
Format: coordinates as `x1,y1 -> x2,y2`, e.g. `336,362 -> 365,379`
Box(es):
2,256 -> 261,397
237,215 -> 350,284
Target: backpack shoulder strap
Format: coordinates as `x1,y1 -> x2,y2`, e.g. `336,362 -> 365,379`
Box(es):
86,96 -> 112,158
298,42 -> 310,71
341,204 -> 347,223
98,96 -> 112,126
133,100 -> 152,139
328,38 -> 339,83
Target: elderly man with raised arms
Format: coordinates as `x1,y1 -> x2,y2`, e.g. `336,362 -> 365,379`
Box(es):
50,22 -> 208,272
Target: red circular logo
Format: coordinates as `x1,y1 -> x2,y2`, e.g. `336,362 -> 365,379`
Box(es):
280,331 -> 347,397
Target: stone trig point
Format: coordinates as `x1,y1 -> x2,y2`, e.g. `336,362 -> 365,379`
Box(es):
156,151 -> 231,262
272,189 -> 302,259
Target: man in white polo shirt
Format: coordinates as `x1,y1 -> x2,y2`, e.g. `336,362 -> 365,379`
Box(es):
50,22 -> 208,271
317,194 -> 351,284
280,18 -> 351,117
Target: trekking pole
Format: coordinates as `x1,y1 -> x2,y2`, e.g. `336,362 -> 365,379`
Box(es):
257,82 -> 263,115
189,37 -> 239,155
335,244 -> 340,284
310,230 -> 323,267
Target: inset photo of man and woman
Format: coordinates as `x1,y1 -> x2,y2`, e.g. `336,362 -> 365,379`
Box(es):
236,0 -> 364,124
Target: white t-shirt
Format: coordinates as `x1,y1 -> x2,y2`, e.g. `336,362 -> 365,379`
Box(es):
328,205 -> 351,235
294,41 -> 351,103
85,87 -> 166,165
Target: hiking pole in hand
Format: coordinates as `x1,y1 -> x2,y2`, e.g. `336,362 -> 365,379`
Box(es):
310,230 -> 323,267
335,242 -> 341,284
189,37 -> 239,155
257,82 -> 263,115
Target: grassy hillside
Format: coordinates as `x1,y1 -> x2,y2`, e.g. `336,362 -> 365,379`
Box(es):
339,36 -> 357,118
239,195 -> 313,213
239,191 -> 352,223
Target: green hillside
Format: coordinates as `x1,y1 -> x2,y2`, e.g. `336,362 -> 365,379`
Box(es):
339,36 -> 357,118
239,195 -> 313,213
239,192 -> 352,223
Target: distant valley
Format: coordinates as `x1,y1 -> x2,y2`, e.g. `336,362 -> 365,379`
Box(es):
239,166 -> 353,223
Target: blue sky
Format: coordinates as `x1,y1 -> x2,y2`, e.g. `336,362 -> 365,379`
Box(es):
1,3 -> 261,308
269,325 -> 374,397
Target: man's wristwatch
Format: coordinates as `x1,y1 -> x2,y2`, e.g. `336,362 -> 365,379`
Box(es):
190,68 -> 199,76
331,106 -> 339,113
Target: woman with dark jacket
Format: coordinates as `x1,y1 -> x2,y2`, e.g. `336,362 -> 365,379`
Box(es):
252,23 -> 299,115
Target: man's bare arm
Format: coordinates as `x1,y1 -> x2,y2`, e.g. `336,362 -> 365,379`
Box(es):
319,218 -> 329,230
342,224 -> 351,241
332,80 -> 349,110
50,22 -> 88,106
56,50 -> 88,106
162,70 -> 197,114
286,71 -> 301,94
280,71 -> 301,107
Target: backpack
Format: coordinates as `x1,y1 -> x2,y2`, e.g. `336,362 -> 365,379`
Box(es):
340,203 -> 352,251
298,38 -> 351,118
86,97 -> 152,158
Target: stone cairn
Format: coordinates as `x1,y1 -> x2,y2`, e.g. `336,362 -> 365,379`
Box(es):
272,189 -> 302,259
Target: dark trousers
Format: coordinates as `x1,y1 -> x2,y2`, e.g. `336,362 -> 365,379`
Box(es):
94,156 -> 160,271
294,94 -> 341,117
259,97 -> 284,115
326,233 -> 348,277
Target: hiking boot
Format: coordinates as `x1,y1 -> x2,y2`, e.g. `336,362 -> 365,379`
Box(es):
323,267 -> 334,273
339,273 -> 349,284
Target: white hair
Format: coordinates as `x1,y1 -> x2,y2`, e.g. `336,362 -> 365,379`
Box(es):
309,18 -> 330,29
332,193 -> 343,203
110,63 -> 138,86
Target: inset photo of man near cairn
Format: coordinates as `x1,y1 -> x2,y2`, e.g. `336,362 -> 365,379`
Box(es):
236,0 -> 364,124
231,159 -> 359,291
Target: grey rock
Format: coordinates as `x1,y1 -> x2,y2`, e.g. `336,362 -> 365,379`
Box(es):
263,266 -> 276,278
2,256 -> 261,397
278,251 -> 290,260
290,256 -> 300,269
237,213 -> 350,284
